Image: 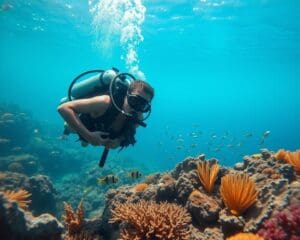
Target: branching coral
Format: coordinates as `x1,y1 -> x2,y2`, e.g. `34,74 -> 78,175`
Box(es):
2,189 -> 31,210
226,232 -> 263,240
220,173 -> 258,216
63,201 -> 84,236
275,149 -> 300,173
257,203 -> 300,240
197,160 -> 220,193
109,200 -> 191,240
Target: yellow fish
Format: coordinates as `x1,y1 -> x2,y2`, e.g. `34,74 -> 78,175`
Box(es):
98,174 -> 118,184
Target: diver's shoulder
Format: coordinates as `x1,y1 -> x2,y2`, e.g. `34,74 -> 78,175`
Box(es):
93,94 -> 111,105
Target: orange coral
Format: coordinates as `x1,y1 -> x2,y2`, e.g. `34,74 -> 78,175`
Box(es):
110,200 -> 191,240
226,232 -> 263,240
197,160 -> 220,193
133,183 -> 149,192
220,173 -> 258,216
275,149 -> 300,172
3,189 -> 31,210
63,201 -> 85,236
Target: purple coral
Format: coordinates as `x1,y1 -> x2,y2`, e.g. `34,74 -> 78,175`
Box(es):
257,204 -> 300,240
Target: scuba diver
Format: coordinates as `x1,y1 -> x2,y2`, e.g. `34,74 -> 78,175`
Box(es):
57,67 -> 154,167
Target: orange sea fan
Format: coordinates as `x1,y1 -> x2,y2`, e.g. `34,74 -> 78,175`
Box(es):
226,232 -> 264,240
197,160 -> 220,193
220,173 -> 258,216
3,189 -> 31,210
63,201 -> 85,236
275,149 -> 300,172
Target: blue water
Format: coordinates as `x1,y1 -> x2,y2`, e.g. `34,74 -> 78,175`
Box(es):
0,0 -> 299,171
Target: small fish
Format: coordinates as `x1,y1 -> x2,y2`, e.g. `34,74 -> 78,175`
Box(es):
263,130 -> 271,137
34,129 -> 39,134
1,3 -> 13,11
190,143 -> 197,148
83,186 -> 93,196
0,138 -> 10,144
98,174 -> 118,184
176,146 -> 184,150
176,138 -> 184,143
211,133 -> 217,139
11,146 -> 22,152
244,132 -> 253,138
128,171 -> 142,179
259,130 -> 271,145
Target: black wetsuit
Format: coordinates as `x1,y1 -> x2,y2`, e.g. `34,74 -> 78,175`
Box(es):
78,92 -> 136,148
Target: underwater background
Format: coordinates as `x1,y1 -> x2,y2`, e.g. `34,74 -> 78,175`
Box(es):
0,1 -> 300,239
1,0 -> 299,171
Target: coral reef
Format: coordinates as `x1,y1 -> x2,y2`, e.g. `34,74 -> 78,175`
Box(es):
0,172 -> 57,215
98,150 -> 300,239
109,200 -> 191,240
0,192 -> 63,240
257,203 -> 300,240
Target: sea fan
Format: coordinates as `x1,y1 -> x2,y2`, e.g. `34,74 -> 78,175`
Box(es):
220,173 -> 258,216
63,201 -> 85,236
275,149 -> 300,172
197,160 -> 220,193
226,232 -> 263,240
3,189 -> 31,210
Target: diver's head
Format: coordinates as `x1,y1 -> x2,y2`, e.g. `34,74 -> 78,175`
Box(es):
125,80 -> 154,113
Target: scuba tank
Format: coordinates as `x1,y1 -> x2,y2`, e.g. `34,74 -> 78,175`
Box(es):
60,67 -> 122,104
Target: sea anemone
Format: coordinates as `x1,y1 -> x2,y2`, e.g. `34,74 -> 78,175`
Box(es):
220,173 -> 258,216
197,160 -> 220,193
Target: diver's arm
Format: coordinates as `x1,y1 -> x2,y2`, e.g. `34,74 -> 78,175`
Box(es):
57,95 -> 110,144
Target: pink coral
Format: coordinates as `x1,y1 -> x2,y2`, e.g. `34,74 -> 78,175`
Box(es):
257,204 -> 300,240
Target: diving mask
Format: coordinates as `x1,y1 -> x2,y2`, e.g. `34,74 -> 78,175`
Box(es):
127,93 -> 151,113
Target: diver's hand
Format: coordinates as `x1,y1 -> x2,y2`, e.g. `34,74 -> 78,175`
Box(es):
87,131 -> 110,146
105,138 -> 121,149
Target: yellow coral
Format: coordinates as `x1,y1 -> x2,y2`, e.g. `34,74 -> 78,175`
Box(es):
63,201 -> 85,236
220,173 -> 258,216
109,200 -> 191,240
3,189 -> 31,210
197,160 -> 220,193
226,232 -> 263,240
275,149 -> 300,172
